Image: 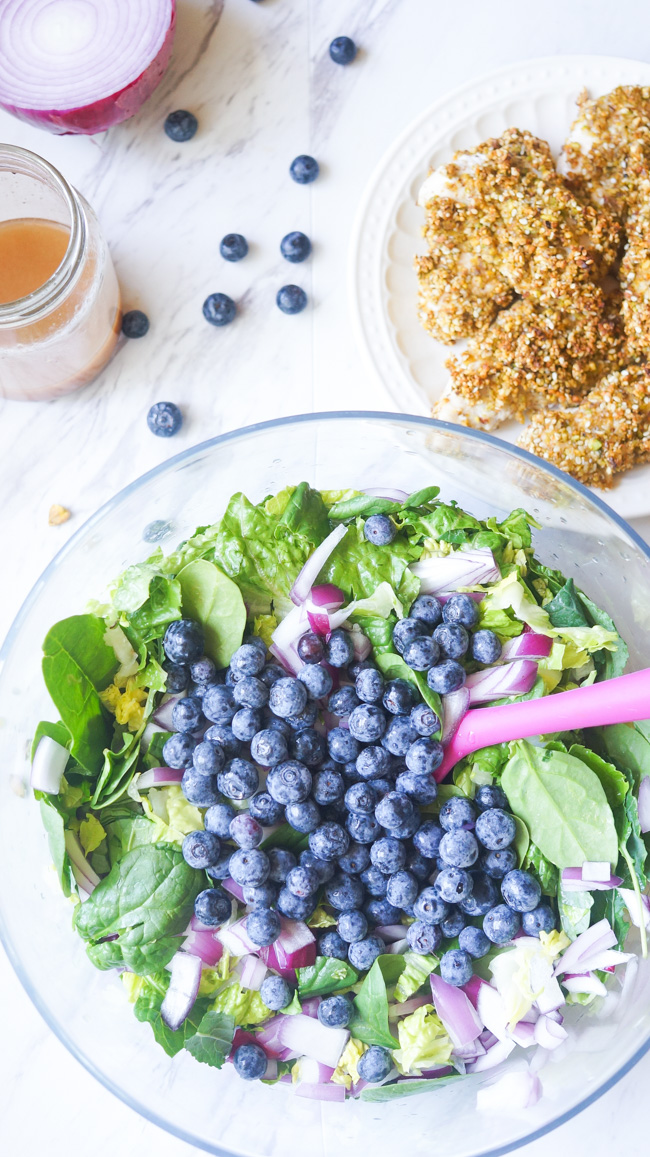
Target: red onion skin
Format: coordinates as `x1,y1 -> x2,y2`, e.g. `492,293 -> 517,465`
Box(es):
1,2 -> 175,134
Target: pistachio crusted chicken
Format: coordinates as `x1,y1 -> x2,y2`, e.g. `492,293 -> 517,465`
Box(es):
418,92 -> 650,486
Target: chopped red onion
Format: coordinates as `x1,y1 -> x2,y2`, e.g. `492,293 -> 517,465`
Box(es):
533,1015 -> 568,1050
271,604 -> 308,674
182,930 -> 223,968
386,938 -> 409,954
222,878 -> 246,904
31,734 -> 69,794
638,777 -> 650,834
64,831 -> 100,889
441,687 -> 470,744
216,916 -> 258,957
259,917 -> 316,977
554,919 -> 617,977
307,609 -> 332,639
263,1059 -> 278,1081
465,659 -> 538,704
362,487 -> 409,502
160,951 -> 201,1031
500,633 -> 553,662
430,973 -> 483,1047
534,975 -> 565,1015
467,1038 -> 516,1072
581,861 -> 613,883
256,1017 -> 299,1060
562,972 -> 607,997
135,767 -> 184,790
508,1020 -> 536,1048
309,584 -> 345,609
476,1069 -> 541,1112
389,995 -> 431,1018
410,548 -> 500,595
293,1057 -> 335,1084
375,924 -> 410,943
452,1039 -> 486,1062
301,996 -> 321,1019
291,525 -> 349,605
561,867 -> 622,892
350,626 -> 372,662
617,887 -> 650,930
152,691 -> 187,730
277,1012 -> 349,1067
238,953 -> 268,991
476,983 -> 509,1042
462,975 -> 490,1009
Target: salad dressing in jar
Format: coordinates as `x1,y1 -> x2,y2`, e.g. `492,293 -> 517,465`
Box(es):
0,144 -> 121,401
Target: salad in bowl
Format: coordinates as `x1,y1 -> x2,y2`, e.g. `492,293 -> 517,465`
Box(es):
30,480 -> 650,1110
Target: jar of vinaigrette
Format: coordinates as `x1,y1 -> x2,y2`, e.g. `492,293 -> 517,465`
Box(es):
0,144 -> 121,400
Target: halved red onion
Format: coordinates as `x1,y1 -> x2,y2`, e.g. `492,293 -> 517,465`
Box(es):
182,930 -> 223,968
152,691 -> 186,730
135,767 -> 184,790
161,951 -> 202,1031
0,0 -> 176,135
441,687 -> 470,745
362,487 -> 409,502
638,776 -> 650,834
475,1069 -> 541,1112
561,867 -> 622,893
501,633 -> 553,662
277,1012 -> 349,1067
291,525 -> 349,606
554,918 -> 617,977
467,1038 -> 516,1073
533,1015 -> 568,1050
238,953 -> 268,991
465,659 -> 538,704
222,877 -> 246,904
410,548 -> 500,596
31,734 -> 69,794
259,918 -> 316,977
430,973 -> 483,1047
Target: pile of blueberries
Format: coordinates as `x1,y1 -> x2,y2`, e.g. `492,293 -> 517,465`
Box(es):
161,596 -> 556,1000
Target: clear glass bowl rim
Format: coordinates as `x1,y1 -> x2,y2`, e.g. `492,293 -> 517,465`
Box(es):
2,409 -> 650,1157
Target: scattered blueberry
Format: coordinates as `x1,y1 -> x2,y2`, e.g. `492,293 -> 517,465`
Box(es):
363,514 -> 396,546
427,660 -> 466,694
260,975 -> 292,1011
382,678 -> 417,716
348,704 -> 387,743
439,796 -> 477,832
266,760 -> 312,805
413,887 -> 449,925
326,629 -> 355,669
250,728 -> 288,768
182,830 -> 221,870
194,887 -> 231,926
402,636 -> 439,671
205,723 -> 241,758
289,155 -> 319,184
233,1043 -> 267,1081
471,629 -> 502,664
459,925 -> 491,959
345,782 -> 377,814
406,848 -> 432,882
300,849 -> 335,884
360,865 -> 388,897
409,594 -> 443,627
277,284 -> 307,314
356,745 -> 391,780
347,935 -> 384,971
122,309 -> 149,338
261,663 -> 286,688
204,802 -> 235,838
475,784 -> 509,811
312,767 -> 345,805
280,231 -> 312,263
233,676 -> 269,709
229,812 -> 264,850
147,400 -> 183,437
522,904 -> 556,937
347,812 -> 382,844
203,292 -> 237,326
382,716 -> 418,757
338,909 -> 368,943
218,757 -> 259,800
328,727 -> 360,764
501,869 -> 542,913
231,644 -> 266,677
357,1045 -> 391,1083
285,865 -> 320,900
246,907 -> 281,947
318,994 -> 353,1028
483,903 -> 521,944
220,233 -> 248,262
475,808 -> 516,851
364,898 -> 402,926
206,848 -> 236,880
405,737 -> 444,777
442,593 -> 480,630
164,109 -> 198,142
329,35 -> 357,64
229,848 -> 270,888
290,728 -> 326,767
440,948 -> 473,986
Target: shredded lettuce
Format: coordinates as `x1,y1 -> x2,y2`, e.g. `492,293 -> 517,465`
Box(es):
392,1005 -> 452,1075
394,952 -> 439,1002
331,1038 -> 366,1088
319,518 -> 420,609
211,980 -> 272,1025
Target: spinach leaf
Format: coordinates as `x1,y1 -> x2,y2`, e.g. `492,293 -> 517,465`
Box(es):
134,973 -> 211,1057
42,615 -> 118,775
144,730 -> 172,769
177,559 -> 246,668
576,590 -> 629,679
31,720 -> 70,762
328,496 -> 401,520
501,741 -> 618,868
373,647 -> 442,737
402,486 -> 440,509
511,815 -> 530,867
261,824 -> 310,853
545,579 -> 589,629
74,844 -> 202,974
592,888 -> 629,950
523,843 -> 559,896
91,731 -> 141,808
126,575 -> 182,644
558,879 -> 593,940
320,518 -> 420,609
183,1009 -> 235,1068
598,723 -> 650,788
349,956 -> 404,1048
617,793 -> 647,889
360,1074 -> 460,1102
39,799 -> 73,896
568,745 -> 629,810
407,503 -> 483,546
296,957 -> 358,997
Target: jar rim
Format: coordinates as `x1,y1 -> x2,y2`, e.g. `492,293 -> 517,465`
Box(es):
0,143 -> 86,325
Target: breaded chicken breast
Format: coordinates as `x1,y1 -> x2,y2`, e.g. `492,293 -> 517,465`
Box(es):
620,183 -> 650,357
562,85 -> 650,219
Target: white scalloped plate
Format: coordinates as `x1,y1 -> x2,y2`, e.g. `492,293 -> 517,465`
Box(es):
349,55 -> 650,520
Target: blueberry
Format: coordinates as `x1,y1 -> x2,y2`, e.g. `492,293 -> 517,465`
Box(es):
433,623 -> 469,659
202,292 -> 236,326
458,925 -> 491,959
348,704 -> 386,744
266,760 -> 312,804
233,676 -> 269,710
345,782 -> 377,814
225,668 -> 242,686
392,620 -> 428,657
363,514 -> 396,546
163,661 -> 190,693
204,723 -> 241,759
375,790 -> 417,832
382,716 -> 419,757
260,663 -> 286,688
348,935 -> 384,971
413,820 -> 444,859
203,684 -> 238,724
265,715 -> 292,736
218,758 -> 259,800
325,629 -> 354,669
289,155 -> 319,184
288,703 -> 320,730
319,930 -> 349,959
409,594 -> 443,627
440,948 -> 473,986
318,995 -> 353,1028
483,848 -> 517,879
164,619 -> 204,665
298,663 -> 333,699
260,975 -> 292,1011
329,686 -> 360,716
338,840 -> 370,875
277,887 -> 315,920
394,771 -> 437,806
309,821 -> 349,861
352,668 -> 381,705
269,677 -> 308,719
250,728 -> 288,768
285,799 -> 321,832
229,813 -> 264,849
163,732 -> 196,769
220,233 -> 248,262
501,869 -> 541,913
326,872 -> 365,911
364,898 -> 402,925
386,869 -> 418,908
439,797 -> 477,831
471,629 -> 502,664
121,308 -> 150,339
233,1043 -> 267,1081
243,881 -> 278,908
440,907 -> 466,938
329,35 -> 357,64
439,830 -> 479,869
347,812 -> 382,844
189,679 -> 215,702
293,632 -> 322,667
247,792 -> 281,826
312,767 -> 345,805
164,109 -> 198,141
475,808 -> 516,850
342,761 -> 363,786
266,847 -> 297,883
188,656 -> 215,685
290,728 -> 326,767
407,920 -> 442,955
181,767 -> 220,806
182,830 -> 221,870
403,636 -> 440,671
427,660 -> 466,694
370,836 -> 405,874
356,745 -> 391,780
483,903 -> 521,944
286,865 -> 320,898
206,848 -> 235,880
204,802 -> 236,838
229,848 -> 270,888
357,1045 -> 391,1083
522,904 -> 556,937
300,849 -> 335,883
442,594 -> 480,630
337,909 -> 368,943
435,866 -> 474,903
475,784 -> 509,811
360,865 -> 388,897
233,643 -> 266,677
277,284 -> 307,314
406,848 -> 432,882
246,907 -> 281,947
404,737 -> 444,777
327,728 -> 360,764
413,887 -> 448,925
171,696 -> 203,734
194,887 -> 231,926
280,231 -> 312,263
459,872 -> 499,916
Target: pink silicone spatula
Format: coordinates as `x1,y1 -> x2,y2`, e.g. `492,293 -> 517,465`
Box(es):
435,667 -> 650,782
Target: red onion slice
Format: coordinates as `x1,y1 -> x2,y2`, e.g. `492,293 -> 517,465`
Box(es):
533,1015 -> 568,1050
216,916 -> 258,957
31,734 -> 69,794
301,996 -> 321,1019
508,1020 -> 537,1048
238,953 -> 268,991
467,1037 -> 516,1073
410,548 -> 500,595
0,0 -> 176,135
465,659 -> 538,704
258,917 -> 316,976
309,584 -> 345,609
152,691 -> 187,730
222,877 -> 246,904
290,525 -> 348,605
375,924 -> 409,943
554,918 -> 617,976
64,830 -> 100,890
638,776 -> 650,834
182,930 -> 223,968
135,767 -> 184,790
430,973 -> 483,1047
161,951 -> 201,1031
441,687 -> 470,744
562,972 -> 607,997
501,633 -> 553,662
276,1012 -> 349,1067
362,487 -> 409,502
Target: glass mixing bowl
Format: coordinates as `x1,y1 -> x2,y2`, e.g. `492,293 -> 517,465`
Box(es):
1,412 -> 650,1157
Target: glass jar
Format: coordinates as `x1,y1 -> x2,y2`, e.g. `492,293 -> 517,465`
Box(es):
0,144 -> 121,401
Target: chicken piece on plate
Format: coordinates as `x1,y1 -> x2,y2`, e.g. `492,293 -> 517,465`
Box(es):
562,85 -> 650,219
518,365 -> 650,488
433,291 -> 625,429
620,183 -> 650,357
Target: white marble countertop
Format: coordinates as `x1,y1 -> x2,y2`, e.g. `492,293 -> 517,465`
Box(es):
2,0 -> 650,1153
